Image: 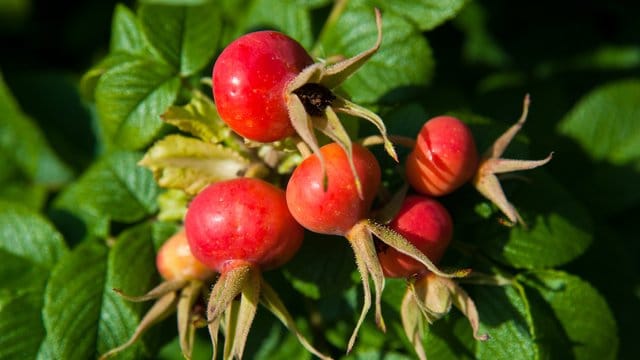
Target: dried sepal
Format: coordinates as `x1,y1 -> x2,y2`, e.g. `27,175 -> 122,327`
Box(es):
473,94 -> 553,226
446,279 -> 489,341
178,280 -> 204,360
364,219 -> 471,278
332,97 -> 397,162
410,275 -> 452,323
284,8 -> 397,192
113,279 -> 187,302
316,106 -> 364,197
372,184 -> 409,224
400,285 -> 427,360
206,263 -> 332,360
345,221 -> 387,353
409,274 -> 489,342
260,281 -> 334,360
227,266 -> 261,360
99,292 -> 178,360
346,235 -> 375,353
287,94 -> 325,172
206,264 -> 252,359
321,8 -> 383,88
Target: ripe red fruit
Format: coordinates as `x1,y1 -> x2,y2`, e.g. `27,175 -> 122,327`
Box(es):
212,31 -> 314,142
156,230 -> 214,282
378,195 -> 453,278
406,116 -> 478,196
185,177 -> 304,272
286,143 -> 381,236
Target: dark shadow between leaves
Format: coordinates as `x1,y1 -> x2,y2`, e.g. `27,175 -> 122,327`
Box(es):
47,208 -> 88,247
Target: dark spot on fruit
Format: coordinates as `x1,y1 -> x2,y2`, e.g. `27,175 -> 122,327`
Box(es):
293,83 -> 336,116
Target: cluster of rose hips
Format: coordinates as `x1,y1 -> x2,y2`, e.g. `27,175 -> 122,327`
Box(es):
102,9 -> 550,360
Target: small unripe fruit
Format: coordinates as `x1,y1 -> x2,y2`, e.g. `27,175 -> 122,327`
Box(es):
212,31 -> 314,142
378,195 -> 453,278
286,143 -> 381,236
406,116 -> 478,196
155,230 -> 214,282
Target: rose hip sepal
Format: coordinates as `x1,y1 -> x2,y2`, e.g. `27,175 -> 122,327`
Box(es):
285,8 -> 397,198
184,178 -> 331,360
472,94 -> 553,226
212,31 -> 314,143
401,273 -> 489,360
100,230 -> 214,360
286,143 -> 470,353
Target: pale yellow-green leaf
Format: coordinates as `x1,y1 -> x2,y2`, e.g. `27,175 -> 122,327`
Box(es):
161,92 -> 229,144
139,135 -> 249,195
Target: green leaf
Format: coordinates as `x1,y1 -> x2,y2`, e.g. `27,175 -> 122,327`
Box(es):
141,0 -> 214,5
477,171 -> 593,269
521,270 -> 618,359
36,337 -> 54,360
98,222 -> 160,358
535,46 -> 640,77
139,134 -> 249,195
139,2 -> 221,75
556,79 -> 640,213
0,74 -> 73,186
473,284 -> 538,359
43,240 -> 108,360
282,233 -> 356,299
370,0 -> 469,31
95,58 -> 180,150
453,2 -> 510,67
161,91 -> 230,143
52,151 -> 160,240
0,201 -> 67,269
319,5 -> 433,104
110,4 -> 147,54
423,314 -> 475,360
558,79 -> 640,165
43,223 -> 160,360
0,291 -> 46,360
0,203 -> 63,359
0,250 -> 48,298
0,154 -> 46,211
226,0 -> 316,49
80,52 -> 140,101
152,220 -> 182,251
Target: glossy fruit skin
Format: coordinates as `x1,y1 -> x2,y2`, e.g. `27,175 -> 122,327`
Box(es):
286,143 -> 381,236
377,195 -> 453,278
406,116 -> 478,196
212,31 -> 314,142
185,178 -> 304,273
156,230 -> 214,282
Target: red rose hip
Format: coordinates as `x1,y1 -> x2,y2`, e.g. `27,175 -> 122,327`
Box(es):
185,177 -> 304,272
378,195 -> 453,278
212,31 -> 314,142
156,230 -> 214,282
406,116 -> 478,196
286,143 -> 381,236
